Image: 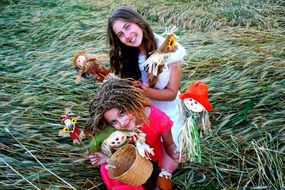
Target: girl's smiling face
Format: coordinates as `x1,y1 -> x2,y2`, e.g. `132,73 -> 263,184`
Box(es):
104,108 -> 136,130
112,19 -> 143,49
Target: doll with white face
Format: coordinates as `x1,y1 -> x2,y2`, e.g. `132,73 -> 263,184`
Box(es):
101,130 -> 154,159
180,80 -> 212,134
183,98 -> 205,113
101,131 -> 129,156
75,55 -> 86,68
178,81 -> 212,162
58,108 -> 85,144
180,81 -> 212,113
72,51 -> 110,83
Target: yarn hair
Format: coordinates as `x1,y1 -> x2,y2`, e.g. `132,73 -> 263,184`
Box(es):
85,77 -> 150,137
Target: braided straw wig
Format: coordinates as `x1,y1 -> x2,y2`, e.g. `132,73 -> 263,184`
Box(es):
85,77 -> 150,137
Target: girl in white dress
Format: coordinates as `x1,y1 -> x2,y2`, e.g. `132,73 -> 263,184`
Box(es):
107,6 -> 186,154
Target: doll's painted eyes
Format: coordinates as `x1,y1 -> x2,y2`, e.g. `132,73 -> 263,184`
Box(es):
184,98 -> 205,112
111,137 -> 120,145
189,99 -> 197,104
76,56 -> 86,66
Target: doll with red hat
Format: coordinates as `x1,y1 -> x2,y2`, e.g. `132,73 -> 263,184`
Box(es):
178,81 -> 212,162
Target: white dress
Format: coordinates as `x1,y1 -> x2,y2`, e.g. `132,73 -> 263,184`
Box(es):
138,33 -> 186,147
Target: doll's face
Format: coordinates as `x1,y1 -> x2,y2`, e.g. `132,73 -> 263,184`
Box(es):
183,98 -> 204,112
76,55 -> 86,67
105,131 -> 127,148
104,108 -> 136,130
62,117 -> 77,131
64,119 -> 71,128
63,118 -> 73,128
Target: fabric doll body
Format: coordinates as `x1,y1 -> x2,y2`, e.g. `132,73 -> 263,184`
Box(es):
83,59 -> 110,82
69,126 -> 82,143
138,33 -> 186,148
59,111 -> 84,144
72,51 -> 110,83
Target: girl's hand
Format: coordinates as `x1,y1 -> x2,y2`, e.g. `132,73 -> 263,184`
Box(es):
88,152 -> 108,166
139,81 -> 148,89
166,144 -> 186,163
173,149 -> 186,163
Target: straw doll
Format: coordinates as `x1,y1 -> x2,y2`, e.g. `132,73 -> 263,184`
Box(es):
85,77 -> 183,190
179,81 -> 212,162
58,108 -> 85,144
142,27 -> 178,87
72,51 -> 111,84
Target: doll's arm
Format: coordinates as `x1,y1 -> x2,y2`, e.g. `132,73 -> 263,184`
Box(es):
134,132 -> 154,159
135,141 -> 154,159
88,152 -> 108,166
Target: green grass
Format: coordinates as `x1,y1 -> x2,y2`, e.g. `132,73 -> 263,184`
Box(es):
1,0 -> 284,189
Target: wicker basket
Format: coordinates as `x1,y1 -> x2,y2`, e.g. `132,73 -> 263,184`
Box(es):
108,144 -> 153,186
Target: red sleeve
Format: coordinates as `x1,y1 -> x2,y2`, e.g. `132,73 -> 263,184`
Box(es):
141,105 -> 173,166
148,105 -> 173,134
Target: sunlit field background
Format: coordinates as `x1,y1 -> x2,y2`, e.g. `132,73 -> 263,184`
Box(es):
1,0 -> 284,189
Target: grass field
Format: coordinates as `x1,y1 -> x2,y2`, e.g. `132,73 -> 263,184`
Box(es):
1,0 -> 284,189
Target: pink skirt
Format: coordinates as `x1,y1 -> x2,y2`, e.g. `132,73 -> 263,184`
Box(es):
100,164 -> 144,190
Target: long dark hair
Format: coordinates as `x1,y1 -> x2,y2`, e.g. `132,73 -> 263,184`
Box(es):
107,6 -> 157,80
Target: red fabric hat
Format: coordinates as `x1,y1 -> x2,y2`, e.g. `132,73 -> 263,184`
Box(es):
180,81 -> 212,112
